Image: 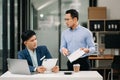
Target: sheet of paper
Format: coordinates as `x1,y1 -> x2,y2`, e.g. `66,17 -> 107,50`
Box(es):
42,58 -> 58,71
67,49 -> 85,63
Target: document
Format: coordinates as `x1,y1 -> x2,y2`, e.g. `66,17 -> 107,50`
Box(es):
67,49 -> 85,62
42,58 -> 58,71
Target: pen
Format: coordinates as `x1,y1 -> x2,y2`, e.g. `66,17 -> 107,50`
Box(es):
40,56 -> 45,61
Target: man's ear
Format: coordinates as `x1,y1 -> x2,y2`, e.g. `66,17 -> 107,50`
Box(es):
75,17 -> 78,21
73,17 -> 77,22
24,41 -> 27,45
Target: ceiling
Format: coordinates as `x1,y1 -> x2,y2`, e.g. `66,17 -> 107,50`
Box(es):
32,0 -> 59,15
31,0 -> 89,24
31,0 -> 72,10
31,0 -> 74,15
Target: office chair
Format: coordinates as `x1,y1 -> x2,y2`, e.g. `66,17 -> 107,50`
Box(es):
107,55 -> 120,80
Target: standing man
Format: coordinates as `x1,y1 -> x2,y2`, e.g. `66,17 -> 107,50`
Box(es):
60,9 -> 95,70
18,30 -> 59,73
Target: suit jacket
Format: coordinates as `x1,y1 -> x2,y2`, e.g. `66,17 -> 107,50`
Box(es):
18,46 -> 52,72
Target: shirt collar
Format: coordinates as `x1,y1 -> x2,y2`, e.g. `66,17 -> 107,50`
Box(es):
69,24 -> 81,31
27,48 -> 36,54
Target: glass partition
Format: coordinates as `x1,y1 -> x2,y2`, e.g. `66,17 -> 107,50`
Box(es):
31,0 -> 89,70
32,0 -> 59,58
60,0 -> 89,69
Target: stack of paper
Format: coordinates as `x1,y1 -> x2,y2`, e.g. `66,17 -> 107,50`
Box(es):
67,49 -> 85,62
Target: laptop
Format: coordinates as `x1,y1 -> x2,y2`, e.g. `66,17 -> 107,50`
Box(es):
7,58 -> 31,75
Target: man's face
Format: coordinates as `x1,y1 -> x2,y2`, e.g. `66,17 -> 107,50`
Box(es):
65,13 -> 75,28
24,35 -> 37,50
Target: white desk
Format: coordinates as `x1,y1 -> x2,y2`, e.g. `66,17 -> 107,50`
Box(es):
0,71 -> 103,80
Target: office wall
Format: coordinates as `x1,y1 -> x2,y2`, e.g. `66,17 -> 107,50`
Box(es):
97,0 -> 120,66
98,0 -> 120,19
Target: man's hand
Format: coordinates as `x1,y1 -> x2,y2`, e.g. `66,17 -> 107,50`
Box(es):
61,48 -> 69,56
51,66 -> 59,73
80,48 -> 89,53
36,66 -> 46,73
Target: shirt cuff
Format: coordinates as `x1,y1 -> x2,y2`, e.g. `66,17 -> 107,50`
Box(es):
34,67 -> 37,72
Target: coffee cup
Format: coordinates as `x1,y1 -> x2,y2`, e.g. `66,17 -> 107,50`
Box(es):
73,64 -> 80,72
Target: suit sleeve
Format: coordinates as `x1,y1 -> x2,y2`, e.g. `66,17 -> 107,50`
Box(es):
41,46 -> 52,58
18,51 -> 35,72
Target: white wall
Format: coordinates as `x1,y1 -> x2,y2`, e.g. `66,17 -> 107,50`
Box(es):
97,0 -> 120,55
98,0 -> 120,19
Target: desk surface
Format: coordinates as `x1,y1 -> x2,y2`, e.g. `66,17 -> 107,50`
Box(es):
89,55 -> 114,60
0,71 -> 103,80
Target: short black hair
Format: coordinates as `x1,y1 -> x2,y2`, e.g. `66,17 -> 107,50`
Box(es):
65,9 -> 79,20
21,30 -> 36,42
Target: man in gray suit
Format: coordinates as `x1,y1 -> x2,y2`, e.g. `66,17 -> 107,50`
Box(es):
18,30 -> 59,73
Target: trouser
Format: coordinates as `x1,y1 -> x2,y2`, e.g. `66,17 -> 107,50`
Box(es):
67,56 -> 91,71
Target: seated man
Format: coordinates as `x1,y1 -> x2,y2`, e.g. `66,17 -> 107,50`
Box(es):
18,30 -> 59,73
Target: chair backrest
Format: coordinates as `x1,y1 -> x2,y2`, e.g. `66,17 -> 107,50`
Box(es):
111,55 -> 120,69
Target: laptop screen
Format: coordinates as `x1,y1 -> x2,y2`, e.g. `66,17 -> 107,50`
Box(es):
7,58 -> 31,75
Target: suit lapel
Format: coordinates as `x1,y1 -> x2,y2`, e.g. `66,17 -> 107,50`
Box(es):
25,48 -> 33,66
36,48 -> 41,65
36,47 -> 45,66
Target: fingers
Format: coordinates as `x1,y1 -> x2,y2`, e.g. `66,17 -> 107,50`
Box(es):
37,66 -> 59,73
37,66 -> 46,73
80,48 -> 89,53
62,48 -> 69,56
51,66 -> 59,73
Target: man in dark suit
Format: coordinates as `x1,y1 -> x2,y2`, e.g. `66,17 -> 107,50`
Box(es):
18,30 -> 59,73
